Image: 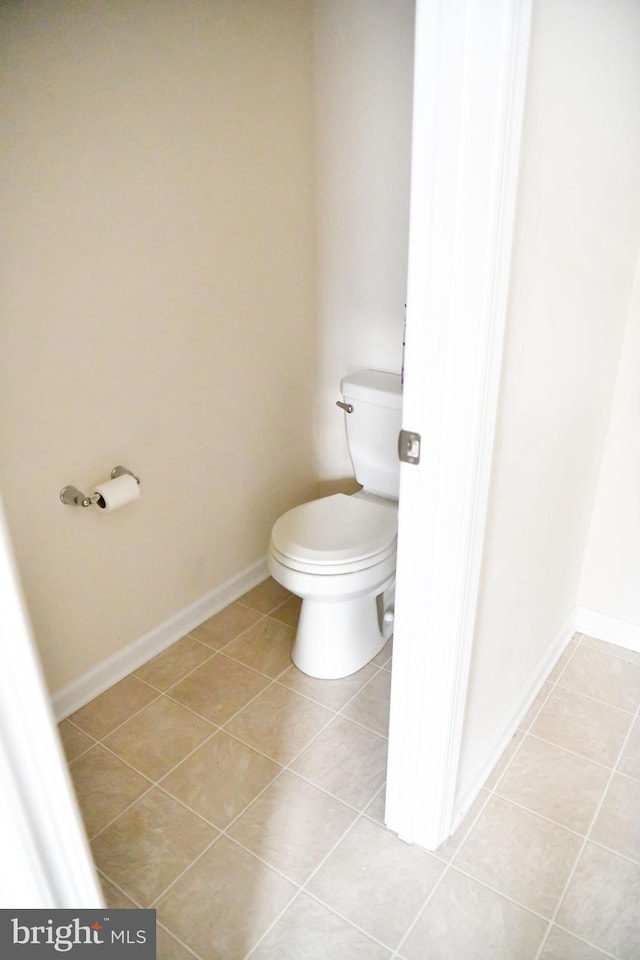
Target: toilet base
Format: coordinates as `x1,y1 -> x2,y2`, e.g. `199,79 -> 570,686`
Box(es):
291,578 -> 394,679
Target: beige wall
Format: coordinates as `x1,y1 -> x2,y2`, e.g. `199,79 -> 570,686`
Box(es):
312,0 -> 415,479
0,0 -> 318,693
457,0 -> 640,800
578,252 -> 640,631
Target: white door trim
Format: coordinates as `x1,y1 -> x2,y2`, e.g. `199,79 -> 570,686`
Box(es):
386,0 -> 533,849
0,498 -> 103,907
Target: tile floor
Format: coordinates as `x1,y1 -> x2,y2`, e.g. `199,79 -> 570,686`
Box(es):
59,578 -> 640,959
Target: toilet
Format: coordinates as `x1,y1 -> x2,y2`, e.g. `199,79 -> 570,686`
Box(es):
268,369 -> 403,679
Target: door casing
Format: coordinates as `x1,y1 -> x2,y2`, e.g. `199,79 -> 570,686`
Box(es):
385,0 -> 533,850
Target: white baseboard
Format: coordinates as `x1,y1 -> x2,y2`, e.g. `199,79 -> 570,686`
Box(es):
575,607 -> 640,653
52,558 -> 269,721
450,609 -> 577,833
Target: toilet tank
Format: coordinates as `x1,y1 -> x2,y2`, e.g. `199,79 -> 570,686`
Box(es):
341,370 -> 403,499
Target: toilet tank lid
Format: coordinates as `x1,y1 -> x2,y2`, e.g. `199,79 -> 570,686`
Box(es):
341,370 -> 403,409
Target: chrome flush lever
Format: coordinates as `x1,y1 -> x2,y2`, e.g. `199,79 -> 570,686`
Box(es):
336,401 -> 353,414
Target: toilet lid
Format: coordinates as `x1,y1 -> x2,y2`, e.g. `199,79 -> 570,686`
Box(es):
271,494 -> 397,566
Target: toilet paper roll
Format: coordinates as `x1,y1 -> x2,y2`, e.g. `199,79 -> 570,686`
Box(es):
94,473 -> 140,512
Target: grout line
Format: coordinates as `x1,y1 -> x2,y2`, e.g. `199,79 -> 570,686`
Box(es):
184,607 -> 270,645
576,633 -> 640,665
390,864 -> 448,958
390,854 -> 557,960
552,679 -> 639,717
67,685 -> 165,744
87,783 -> 156,843
135,653 -> 218,697
477,791 -> 590,842
156,922 -> 203,960
242,810 -> 395,960
389,786 -> 495,960
587,835 -> 640,870
147,831 -> 227,910
150,693 -> 221,730
531,690 -> 640,960
60,717 -> 100,763
96,868 -> 144,907
547,923 -> 620,960
521,730 -> 628,774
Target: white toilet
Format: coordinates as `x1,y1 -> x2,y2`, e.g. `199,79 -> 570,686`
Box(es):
268,369 -> 402,679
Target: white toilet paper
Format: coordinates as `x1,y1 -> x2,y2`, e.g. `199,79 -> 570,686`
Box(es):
94,474 -> 140,512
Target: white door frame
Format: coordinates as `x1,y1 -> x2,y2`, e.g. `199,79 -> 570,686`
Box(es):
386,0 -> 533,849
0,497 -> 103,907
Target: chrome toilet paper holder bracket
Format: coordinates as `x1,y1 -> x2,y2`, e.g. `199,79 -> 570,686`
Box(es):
60,465 -> 141,507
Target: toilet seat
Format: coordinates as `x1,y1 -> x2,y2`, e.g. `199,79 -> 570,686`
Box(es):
270,493 -> 397,575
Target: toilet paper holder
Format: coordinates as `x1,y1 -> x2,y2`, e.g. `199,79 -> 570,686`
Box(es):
60,466 -> 141,507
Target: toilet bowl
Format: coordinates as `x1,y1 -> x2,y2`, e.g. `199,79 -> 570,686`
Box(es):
268,492 -> 397,679
267,368 -> 403,680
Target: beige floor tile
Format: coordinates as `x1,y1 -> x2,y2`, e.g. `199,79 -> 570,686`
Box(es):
575,634 -> 600,650
279,662 -> 378,711
364,786 -> 386,825
559,645 -> 640,712
134,637 -> 213,691
618,716 -> 640,781
556,842 -> 640,959
483,731 -> 524,791
372,636 -> 393,667
454,796 -> 582,918
547,640 -> 578,683
156,926 -> 196,960
188,602 -> 263,649
237,577 -> 291,614
69,745 -> 151,838
518,682 -> 554,732
157,836 -> 296,960
251,892 -> 392,960
531,687 -> 633,767
399,868 -> 547,960
308,817 -> 444,950
590,773 -> 640,862
160,731 -> 281,828
103,697 -> 215,781
291,716 -> 388,809
92,787 -> 217,906
225,683 -> 332,764
341,669 -> 391,736
538,926 -> 616,959
580,634 -> 640,665
100,875 -> 139,909
168,654 -> 270,724
434,789 -> 490,863
58,719 -> 95,762
223,616 -> 295,678
228,771 -> 356,884
495,736 -> 610,834
69,676 -> 159,739
269,595 -> 301,629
